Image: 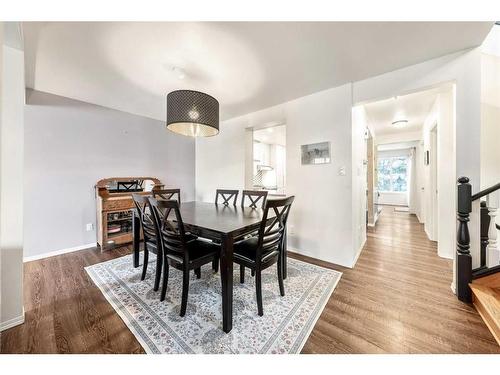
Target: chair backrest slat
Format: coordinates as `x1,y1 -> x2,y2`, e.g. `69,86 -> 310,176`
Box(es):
153,188 -> 181,203
148,198 -> 189,260
215,189 -> 239,206
132,193 -> 157,242
241,190 -> 268,209
255,196 -> 295,263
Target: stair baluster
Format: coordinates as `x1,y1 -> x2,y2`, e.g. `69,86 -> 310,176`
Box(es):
486,191 -> 500,268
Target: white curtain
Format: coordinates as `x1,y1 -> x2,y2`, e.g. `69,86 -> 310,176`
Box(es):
408,147 -> 417,212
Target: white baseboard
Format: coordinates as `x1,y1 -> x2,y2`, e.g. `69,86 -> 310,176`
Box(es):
0,308 -> 25,332
351,237 -> 366,268
424,227 -> 437,242
287,242 -> 367,269
287,247 -> 351,268
23,243 -> 97,263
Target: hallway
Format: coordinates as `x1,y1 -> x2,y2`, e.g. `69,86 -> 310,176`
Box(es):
300,206 -> 500,353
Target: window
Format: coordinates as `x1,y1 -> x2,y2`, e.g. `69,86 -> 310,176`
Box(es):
377,156 -> 408,192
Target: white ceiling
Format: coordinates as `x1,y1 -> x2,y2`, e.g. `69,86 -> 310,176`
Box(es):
253,125 -> 286,146
363,86 -> 447,137
23,22 -> 493,122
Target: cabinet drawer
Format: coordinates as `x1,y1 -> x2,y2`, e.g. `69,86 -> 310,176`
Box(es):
102,198 -> 134,212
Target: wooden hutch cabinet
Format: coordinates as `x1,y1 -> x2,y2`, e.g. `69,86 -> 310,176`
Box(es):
95,177 -> 163,251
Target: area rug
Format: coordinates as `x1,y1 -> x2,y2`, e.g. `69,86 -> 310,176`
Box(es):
85,254 -> 341,354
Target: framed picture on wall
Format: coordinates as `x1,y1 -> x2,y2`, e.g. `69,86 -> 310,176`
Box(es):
424,150 -> 430,165
301,142 -> 331,165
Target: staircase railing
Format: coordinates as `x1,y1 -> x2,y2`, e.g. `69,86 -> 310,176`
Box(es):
456,177 -> 500,302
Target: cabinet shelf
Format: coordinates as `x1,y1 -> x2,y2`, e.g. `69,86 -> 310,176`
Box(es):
108,230 -> 132,238
107,217 -> 132,223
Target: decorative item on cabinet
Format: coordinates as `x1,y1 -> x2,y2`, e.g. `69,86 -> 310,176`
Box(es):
95,177 -> 164,251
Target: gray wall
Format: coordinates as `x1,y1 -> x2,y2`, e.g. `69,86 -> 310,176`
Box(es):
24,89 -> 196,258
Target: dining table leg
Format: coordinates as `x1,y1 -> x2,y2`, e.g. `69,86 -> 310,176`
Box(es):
132,211 -> 140,268
220,233 -> 234,333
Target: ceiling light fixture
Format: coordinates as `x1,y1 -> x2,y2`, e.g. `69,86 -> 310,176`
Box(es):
391,119 -> 409,128
172,66 -> 186,80
166,90 -> 219,137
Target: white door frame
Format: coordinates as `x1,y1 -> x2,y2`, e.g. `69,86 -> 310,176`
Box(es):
430,123 -> 439,241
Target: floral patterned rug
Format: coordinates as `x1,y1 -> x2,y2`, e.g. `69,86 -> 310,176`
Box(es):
85,254 -> 341,354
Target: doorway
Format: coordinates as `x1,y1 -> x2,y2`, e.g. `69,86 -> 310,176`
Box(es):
356,83 -> 456,259
248,124 -> 286,195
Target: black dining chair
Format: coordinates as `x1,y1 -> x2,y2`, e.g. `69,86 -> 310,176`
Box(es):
215,189 -> 239,206
153,188 -> 181,203
149,197 -> 221,316
233,196 -> 294,316
240,190 -> 269,277
132,193 -> 162,292
241,190 -> 268,209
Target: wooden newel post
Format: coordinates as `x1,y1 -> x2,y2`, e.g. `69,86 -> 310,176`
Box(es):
456,176 -> 472,303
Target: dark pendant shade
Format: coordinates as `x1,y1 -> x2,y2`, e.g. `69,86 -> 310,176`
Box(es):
166,90 -> 219,137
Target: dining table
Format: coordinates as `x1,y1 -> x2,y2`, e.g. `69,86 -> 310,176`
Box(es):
132,200 -> 287,333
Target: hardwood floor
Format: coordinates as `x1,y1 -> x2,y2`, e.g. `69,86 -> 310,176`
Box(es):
301,206 -> 499,353
1,206 -> 499,353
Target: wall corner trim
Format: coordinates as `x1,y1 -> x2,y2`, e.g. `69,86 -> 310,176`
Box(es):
23,243 -> 97,263
0,307 -> 25,332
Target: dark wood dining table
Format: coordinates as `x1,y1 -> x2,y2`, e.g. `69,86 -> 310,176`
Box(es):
132,201 -> 287,333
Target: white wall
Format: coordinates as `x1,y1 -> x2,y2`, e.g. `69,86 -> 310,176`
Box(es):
374,131 -> 422,145
197,84 -> 357,267
351,106 -> 367,260
421,89 -> 456,259
479,51 -> 500,270
481,104 -> 500,188
0,24 -> 25,330
24,90 -> 196,259
481,53 -> 500,189
378,192 -> 408,206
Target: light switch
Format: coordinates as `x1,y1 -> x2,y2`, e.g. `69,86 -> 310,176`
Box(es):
339,166 -> 346,176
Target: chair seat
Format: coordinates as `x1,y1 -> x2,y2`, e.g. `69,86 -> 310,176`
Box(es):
166,239 -> 219,264
147,231 -> 197,246
234,237 -> 279,264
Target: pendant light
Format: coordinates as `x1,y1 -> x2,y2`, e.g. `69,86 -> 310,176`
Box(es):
166,90 -> 219,137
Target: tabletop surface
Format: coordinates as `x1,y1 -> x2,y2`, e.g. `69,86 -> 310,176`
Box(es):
176,201 -> 265,235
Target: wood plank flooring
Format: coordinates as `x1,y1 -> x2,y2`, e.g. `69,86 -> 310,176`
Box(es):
1,207 -> 499,353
